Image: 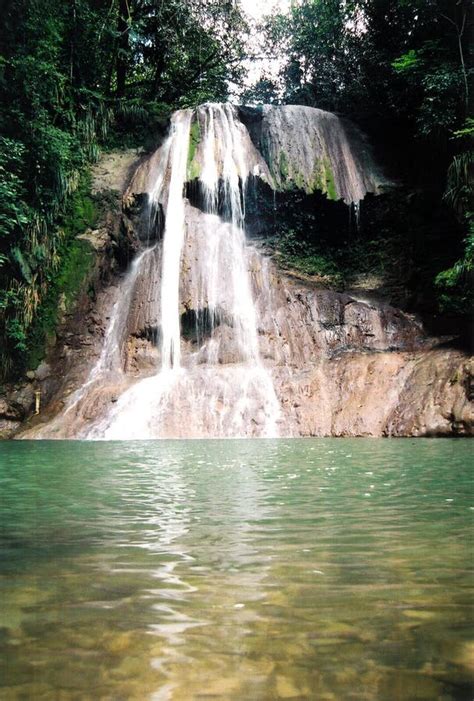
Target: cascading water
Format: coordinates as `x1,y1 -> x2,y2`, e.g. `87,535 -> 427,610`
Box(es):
28,102 -> 389,440
195,104 -> 261,364
87,104 -> 280,439
159,110 -> 192,371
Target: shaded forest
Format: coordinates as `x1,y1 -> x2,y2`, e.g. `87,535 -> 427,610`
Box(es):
0,0 -> 472,379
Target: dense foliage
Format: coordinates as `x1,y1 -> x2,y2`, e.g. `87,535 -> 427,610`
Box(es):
0,0 -> 247,377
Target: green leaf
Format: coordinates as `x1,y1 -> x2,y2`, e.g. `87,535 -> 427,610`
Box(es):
11,247 -> 33,284
392,50 -> 421,73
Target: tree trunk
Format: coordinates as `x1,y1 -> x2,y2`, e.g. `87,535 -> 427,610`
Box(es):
116,0 -> 129,98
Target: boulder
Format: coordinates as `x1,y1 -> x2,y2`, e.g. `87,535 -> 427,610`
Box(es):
35,361 -> 52,381
9,385 -> 35,418
77,228 -> 109,251
0,418 -> 21,440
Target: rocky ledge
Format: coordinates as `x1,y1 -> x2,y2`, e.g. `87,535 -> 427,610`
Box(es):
252,254 -> 474,437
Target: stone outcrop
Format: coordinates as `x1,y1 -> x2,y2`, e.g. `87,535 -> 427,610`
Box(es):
239,105 -> 388,202
273,347 -> 473,437
251,252 -> 473,437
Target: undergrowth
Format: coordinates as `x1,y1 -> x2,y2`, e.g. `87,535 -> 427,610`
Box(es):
274,228 -> 399,290
25,175 -> 98,371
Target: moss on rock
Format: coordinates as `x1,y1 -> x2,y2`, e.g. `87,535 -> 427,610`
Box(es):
279,150 -> 289,181
272,150 -> 339,202
309,157 -> 338,200
322,158 -> 338,200
25,175 -> 98,369
187,117 -> 202,180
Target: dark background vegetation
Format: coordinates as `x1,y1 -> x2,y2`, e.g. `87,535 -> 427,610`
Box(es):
0,0 -> 472,378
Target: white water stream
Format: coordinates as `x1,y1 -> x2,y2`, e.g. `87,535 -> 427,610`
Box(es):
159,110 -> 192,370
88,105 -> 280,439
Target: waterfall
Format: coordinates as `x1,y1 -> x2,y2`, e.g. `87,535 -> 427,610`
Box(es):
87,104 -> 280,439
195,103 -> 260,363
258,105 -> 384,204
30,102 -> 389,440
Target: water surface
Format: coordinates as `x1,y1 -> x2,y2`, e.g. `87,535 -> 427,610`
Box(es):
0,439 -> 472,700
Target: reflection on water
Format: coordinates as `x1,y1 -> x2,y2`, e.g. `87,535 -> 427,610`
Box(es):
0,439 -> 472,700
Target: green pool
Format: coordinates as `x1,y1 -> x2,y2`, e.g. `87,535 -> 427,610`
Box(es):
0,439 -> 472,700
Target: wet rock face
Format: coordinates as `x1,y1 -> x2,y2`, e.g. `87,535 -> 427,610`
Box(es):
383,353 -> 474,437
272,349 -> 473,437
248,251 -> 424,368
239,105 -> 387,203
0,391 -> 32,438
0,418 -> 21,439
244,252 -> 472,437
